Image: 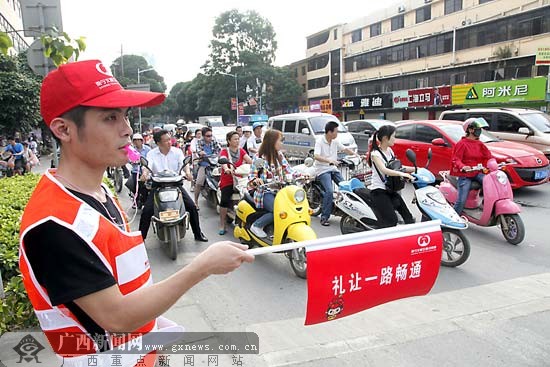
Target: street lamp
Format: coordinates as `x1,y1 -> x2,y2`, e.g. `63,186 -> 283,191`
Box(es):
220,72 -> 239,124
137,67 -> 154,132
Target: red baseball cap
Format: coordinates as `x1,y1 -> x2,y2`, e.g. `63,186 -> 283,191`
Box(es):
40,59 -> 166,126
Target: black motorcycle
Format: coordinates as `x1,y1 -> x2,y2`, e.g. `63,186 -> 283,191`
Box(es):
141,156 -> 192,260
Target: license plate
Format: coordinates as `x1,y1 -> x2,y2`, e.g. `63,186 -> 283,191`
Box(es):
534,170 -> 548,180
159,209 -> 180,221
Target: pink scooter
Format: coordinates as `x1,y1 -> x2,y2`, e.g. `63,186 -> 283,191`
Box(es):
438,158 -> 525,245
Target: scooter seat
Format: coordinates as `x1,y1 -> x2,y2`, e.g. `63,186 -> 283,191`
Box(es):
447,175 -> 482,190
243,190 -> 257,209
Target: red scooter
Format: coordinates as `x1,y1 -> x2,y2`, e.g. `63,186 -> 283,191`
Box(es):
438,158 -> 525,245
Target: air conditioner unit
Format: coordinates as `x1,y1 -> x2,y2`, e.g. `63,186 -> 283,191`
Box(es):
424,0 -> 432,3
398,5 -> 406,13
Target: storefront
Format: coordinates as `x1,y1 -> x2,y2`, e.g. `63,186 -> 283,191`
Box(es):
452,77 -> 548,109
332,93 -> 393,121
390,86 -> 453,121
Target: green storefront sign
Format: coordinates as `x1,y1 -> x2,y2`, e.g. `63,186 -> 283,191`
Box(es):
452,77 -> 547,105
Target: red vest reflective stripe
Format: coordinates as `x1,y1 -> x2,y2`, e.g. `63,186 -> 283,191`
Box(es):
19,170 -> 156,366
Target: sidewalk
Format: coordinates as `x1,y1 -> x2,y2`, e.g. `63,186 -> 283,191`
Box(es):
242,272 -> 550,367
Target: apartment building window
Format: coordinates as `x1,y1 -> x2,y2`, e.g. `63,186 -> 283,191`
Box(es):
302,84 -> 306,93
391,15 -> 405,31
307,31 -> 330,49
301,66 -> 306,75
479,0 -> 493,3
343,6 -> 550,73
308,77 -> 329,90
351,29 -> 362,43
308,55 -> 330,72
334,29 -> 338,40
294,68 -> 298,78
343,56 -> 535,96
444,0 -> 462,15
416,5 -> 431,23
370,22 -> 382,37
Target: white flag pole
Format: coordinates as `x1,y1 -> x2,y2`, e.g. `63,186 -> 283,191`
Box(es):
245,221 -> 441,256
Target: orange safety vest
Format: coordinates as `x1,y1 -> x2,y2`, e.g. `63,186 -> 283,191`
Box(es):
19,170 -> 178,367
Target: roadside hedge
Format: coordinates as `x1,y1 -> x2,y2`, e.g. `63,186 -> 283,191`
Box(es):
0,174 -> 40,334
0,174 -> 117,334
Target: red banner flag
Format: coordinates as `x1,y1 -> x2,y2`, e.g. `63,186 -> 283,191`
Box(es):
304,222 -> 442,325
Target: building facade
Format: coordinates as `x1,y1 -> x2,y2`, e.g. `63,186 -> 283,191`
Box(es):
0,0 -> 29,53
297,0 -> 550,121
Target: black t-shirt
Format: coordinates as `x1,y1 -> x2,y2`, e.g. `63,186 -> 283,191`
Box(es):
24,189 -> 126,347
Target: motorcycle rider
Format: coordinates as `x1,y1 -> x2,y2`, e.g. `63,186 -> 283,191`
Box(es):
241,125 -> 252,152
126,133 -> 151,209
248,129 -> 297,238
368,125 -> 416,228
194,126 -> 221,209
218,131 -> 252,235
246,121 -> 265,157
450,117 -> 492,215
314,121 -> 358,226
139,129 -> 208,242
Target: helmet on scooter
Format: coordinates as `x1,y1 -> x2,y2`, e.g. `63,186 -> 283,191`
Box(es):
463,117 -> 489,132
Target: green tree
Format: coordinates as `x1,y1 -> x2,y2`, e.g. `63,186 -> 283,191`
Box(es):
203,9 -> 277,75
0,53 -> 42,135
110,55 -> 167,122
0,32 -> 13,55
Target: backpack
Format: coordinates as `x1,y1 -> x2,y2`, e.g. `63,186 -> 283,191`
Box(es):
372,150 -> 405,193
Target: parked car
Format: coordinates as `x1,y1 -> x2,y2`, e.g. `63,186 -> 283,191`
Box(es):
439,108 -> 550,159
391,120 -> 549,189
343,119 -> 395,154
268,112 -> 357,159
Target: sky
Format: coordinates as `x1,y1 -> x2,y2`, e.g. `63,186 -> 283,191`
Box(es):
60,1 -> 397,91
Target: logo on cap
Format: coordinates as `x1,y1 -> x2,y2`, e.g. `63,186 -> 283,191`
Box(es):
95,62 -> 112,76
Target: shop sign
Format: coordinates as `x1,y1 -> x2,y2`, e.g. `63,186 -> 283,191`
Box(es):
452,78 -> 547,105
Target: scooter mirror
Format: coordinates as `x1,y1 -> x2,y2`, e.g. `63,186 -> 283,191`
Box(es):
140,156 -> 149,168
304,157 -> 314,167
182,156 -> 192,167
218,157 -> 230,165
405,149 -> 417,166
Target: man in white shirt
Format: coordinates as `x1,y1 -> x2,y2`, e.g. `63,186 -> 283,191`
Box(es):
139,129 -> 208,242
314,120 -> 357,226
246,121 -> 265,156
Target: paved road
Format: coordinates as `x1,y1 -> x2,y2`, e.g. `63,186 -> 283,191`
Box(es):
35,156 -> 550,366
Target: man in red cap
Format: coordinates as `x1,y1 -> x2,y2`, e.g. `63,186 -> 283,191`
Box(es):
18,60 -> 254,366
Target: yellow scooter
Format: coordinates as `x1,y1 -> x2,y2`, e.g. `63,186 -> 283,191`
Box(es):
226,158 -> 316,278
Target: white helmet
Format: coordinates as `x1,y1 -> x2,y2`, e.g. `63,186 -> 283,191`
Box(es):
132,133 -> 144,141
243,126 -> 253,132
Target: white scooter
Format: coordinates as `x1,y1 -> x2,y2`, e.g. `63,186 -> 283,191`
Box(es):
337,149 -> 470,267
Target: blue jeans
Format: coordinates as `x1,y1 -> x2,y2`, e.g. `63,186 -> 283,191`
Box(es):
454,173 -> 484,215
254,192 -> 276,228
318,170 -> 344,221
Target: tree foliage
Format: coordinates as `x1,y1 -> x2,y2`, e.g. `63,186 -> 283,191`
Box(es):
160,10 -> 301,122
203,9 -> 277,75
110,55 -> 167,121
0,32 -> 13,56
41,27 -> 86,66
0,53 -> 42,135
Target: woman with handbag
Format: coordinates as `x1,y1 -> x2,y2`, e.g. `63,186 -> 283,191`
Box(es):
219,131 -> 252,235
367,125 -> 415,228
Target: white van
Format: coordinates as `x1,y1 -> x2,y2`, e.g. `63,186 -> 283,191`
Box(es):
268,112 -> 357,159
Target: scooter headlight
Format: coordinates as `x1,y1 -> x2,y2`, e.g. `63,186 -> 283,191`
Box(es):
496,171 -> 508,185
294,189 -> 306,203
158,190 -> 179,202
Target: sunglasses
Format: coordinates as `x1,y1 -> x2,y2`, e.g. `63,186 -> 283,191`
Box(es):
205,134 -> 213,138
